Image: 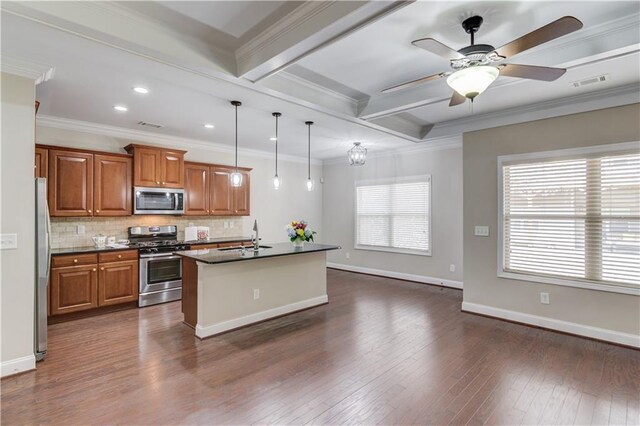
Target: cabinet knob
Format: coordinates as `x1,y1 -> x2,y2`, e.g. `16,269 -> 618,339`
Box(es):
92,268 -> 96,272
88,209 -> 92,213
96,210 -> 100,213
100,267 -> 105,271
162,182 -> 165,185
156,181 -> 160,184
117,254 -> 122,259
73,259 -> 78,263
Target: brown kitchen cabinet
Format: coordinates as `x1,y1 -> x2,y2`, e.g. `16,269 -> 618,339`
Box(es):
125,144 -> 186,188
185,164 -> 251,216
184,162 -> 210,215
94,154 -> 132,216
48,149 -> 94,217
50,250 -> 139,316
35,147 -> 48,178
50,263 -> 99,315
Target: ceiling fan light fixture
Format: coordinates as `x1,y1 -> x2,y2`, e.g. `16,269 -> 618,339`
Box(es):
348,142 -> 367,166
446,65 -> 499,100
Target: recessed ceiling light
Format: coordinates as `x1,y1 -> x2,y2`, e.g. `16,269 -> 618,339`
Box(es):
204,124 -> 215,129
113,105 -> 128,112
133,87 -> 149,94
270,137 -> 277,141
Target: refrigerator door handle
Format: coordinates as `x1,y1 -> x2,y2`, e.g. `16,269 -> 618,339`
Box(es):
45,202 -> 51,281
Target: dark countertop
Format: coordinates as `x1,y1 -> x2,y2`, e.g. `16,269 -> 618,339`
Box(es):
176,242 -> 341,265
52,236 -> 254,256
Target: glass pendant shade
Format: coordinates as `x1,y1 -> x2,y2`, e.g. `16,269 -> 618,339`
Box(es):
230,171 -> 243,187
446,66 -> 499,99
306,178 -> 314,192
273,175 -> 281,190
348,142 -> 367,166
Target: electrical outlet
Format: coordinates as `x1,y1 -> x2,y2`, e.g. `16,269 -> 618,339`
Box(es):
224,222 -> 229,229
77,225 -> 85,235
230,222 -> 234,228
253,289 -> 260,300
0,234 -> 18,250
474,226 -> 489,237
540,292 -> 550,304
346,252 -> 350,259
449,264 -> 455,272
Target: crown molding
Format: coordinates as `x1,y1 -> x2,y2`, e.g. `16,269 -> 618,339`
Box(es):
36,115 -> 322,166
1,55 -> 55,84
322,134 -> 462,165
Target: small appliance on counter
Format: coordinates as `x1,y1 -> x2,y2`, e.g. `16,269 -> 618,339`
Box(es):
184,226 -> 198,242
129,225 -> 189,307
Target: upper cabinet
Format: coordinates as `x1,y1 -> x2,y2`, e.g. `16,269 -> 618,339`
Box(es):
125,144 -> 185,188
45,147 -> 132,217
35,147 -> 48,178
48,150 -> 94,217
185,163 -> 251,216
94,155 -> 132,216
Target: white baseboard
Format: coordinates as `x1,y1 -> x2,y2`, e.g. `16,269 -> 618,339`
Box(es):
462,302 -> 640,348
1,354 -> 36,378
196,295 -> 328,339
327,262 -> 463,290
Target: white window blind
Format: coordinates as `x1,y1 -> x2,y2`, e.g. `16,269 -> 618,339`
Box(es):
355,176 -> 431,255
501,147 -> 640,293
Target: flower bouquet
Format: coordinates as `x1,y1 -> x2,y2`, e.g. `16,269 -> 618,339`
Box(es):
286,220 -> 316,248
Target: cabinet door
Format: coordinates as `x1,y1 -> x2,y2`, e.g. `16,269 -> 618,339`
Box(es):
210,167 -> 233,215
98,260 -> 138,306
50,265 -> 98,315
48,150 -> 93,216
35,147 -> 48,178
232,171 -> 251,216
184,163 -> 210,215
133,147 -> 162,187
94,155 -> 132,216
161,150 -> 184,188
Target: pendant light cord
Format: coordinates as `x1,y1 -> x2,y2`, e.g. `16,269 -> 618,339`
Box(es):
275,114 -> 278,176
234,103 -> 238,172
307,122 -> 311,179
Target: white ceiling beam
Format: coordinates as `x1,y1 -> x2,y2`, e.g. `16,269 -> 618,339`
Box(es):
358,12 -> 640,121
235,1 -> 414,82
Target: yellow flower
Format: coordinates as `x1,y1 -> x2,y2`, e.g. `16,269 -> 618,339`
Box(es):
297,229 -> 304,236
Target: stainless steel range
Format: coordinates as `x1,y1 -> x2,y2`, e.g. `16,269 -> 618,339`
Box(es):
128,225 -> 189,307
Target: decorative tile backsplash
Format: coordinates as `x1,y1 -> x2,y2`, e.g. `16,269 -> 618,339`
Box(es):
50,216 -> 244,249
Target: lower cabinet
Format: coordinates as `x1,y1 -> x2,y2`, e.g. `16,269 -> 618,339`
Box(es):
50,250 -> 139,316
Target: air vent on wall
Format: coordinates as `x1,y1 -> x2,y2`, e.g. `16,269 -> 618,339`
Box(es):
572,74 -> 610,88
137,121 -> 164,129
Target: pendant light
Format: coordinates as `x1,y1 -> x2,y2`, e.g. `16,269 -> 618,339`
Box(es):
272,112 -> 282,190
305,121 -> 314,191
348,142 -> 367,166
230,100 -> 243,187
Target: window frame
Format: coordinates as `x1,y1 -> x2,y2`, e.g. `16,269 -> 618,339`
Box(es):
354,175 -> 432,257
497,141 -> 640,296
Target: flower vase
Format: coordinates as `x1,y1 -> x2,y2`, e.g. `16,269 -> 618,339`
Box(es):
292,239 -> 304,248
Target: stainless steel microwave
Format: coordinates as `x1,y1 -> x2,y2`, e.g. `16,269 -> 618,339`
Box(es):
134,187 -> 184,215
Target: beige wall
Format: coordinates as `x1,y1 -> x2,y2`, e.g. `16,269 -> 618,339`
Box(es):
322,146 -> 463,285
36,126 -> 323,245
463,103 -> 640,339
1,73 -> 36,375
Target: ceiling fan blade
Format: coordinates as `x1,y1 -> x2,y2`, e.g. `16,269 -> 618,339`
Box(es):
411,38 -> 465,61
494,16 -> 583,59
381,72 -> 444,94
500,64 -> 566,81
449,91 -> 466,107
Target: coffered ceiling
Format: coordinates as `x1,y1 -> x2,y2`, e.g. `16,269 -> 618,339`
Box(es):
2,1 -> 639,160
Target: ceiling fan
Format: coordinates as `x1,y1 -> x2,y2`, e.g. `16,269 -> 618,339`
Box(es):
382,15 -> 583,106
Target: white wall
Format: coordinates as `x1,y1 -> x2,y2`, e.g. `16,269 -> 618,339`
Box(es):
36,126 -> 323,244
322,144 -> 463,287
463,103 -> 640,347
1,73 -> 36,376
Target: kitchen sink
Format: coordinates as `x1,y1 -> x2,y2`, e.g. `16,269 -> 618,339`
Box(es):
217,245 -> 272,252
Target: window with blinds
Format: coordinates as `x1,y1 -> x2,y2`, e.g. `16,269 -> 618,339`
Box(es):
355,176 -> 431,255
499,145 -> 640,294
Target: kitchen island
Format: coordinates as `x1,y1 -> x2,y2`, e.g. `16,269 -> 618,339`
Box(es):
176,242 -> 340,338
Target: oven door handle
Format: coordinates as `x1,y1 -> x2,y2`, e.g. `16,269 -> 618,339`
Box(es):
140,253 -> 182,259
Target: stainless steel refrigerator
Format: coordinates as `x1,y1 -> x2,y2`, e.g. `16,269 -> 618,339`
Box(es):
35,177 -> 50,361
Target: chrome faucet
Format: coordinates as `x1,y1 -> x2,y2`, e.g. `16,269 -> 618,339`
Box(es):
252,220 -> 259,251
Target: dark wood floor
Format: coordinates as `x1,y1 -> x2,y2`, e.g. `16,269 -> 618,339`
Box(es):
2,269 -> 639,425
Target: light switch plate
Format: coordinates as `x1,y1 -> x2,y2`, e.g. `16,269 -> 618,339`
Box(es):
474,226 -> 490,237
0,234 -> 18,250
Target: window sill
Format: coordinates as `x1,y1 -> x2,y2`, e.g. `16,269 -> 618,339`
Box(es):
355,245 -> 431,257
497,271 -> 639,296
